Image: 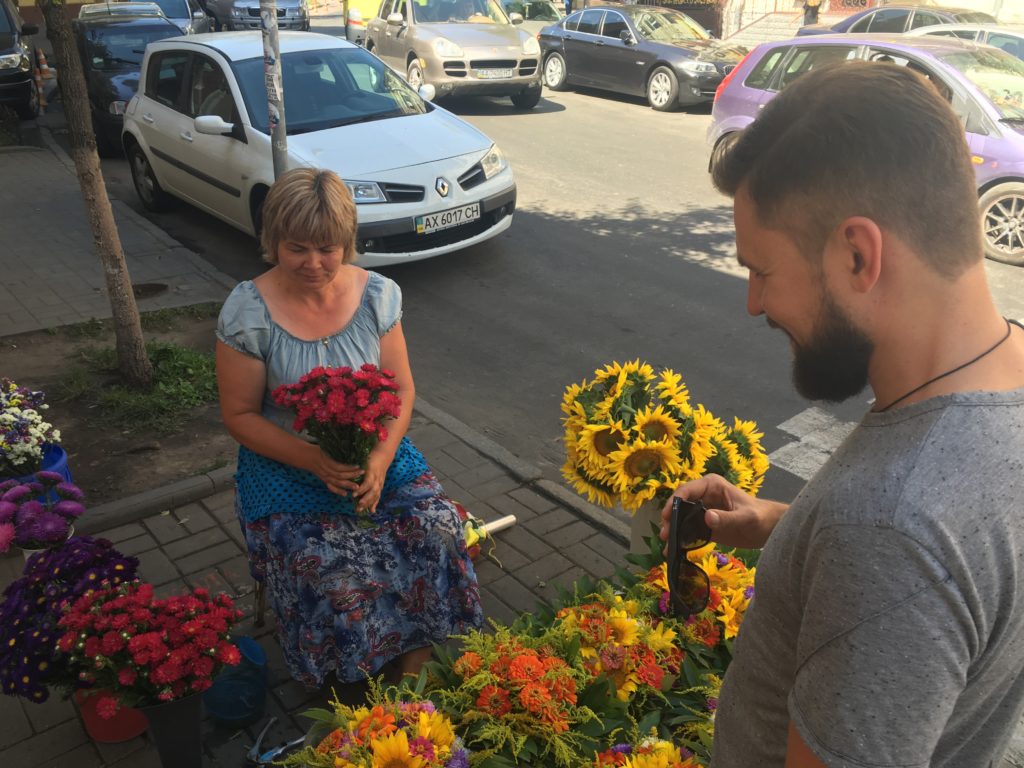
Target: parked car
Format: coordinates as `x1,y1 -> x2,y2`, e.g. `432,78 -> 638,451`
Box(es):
539,5 -> 746,111
708,34 -> 1024,266
71,11 -> 182,155
204,0 -> 309,31
0,0 -> 38,119
78,1 -> 167,19
87,0 -> 213,33
908,23 -> 1024,61
122,32 -> 517,266
364,0 -> 543,108
342,0 -> 384,45
500,0 -> 562,36
797,4 -> 996,36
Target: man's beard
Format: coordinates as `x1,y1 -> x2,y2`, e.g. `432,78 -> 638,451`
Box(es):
787,292 -> 874,402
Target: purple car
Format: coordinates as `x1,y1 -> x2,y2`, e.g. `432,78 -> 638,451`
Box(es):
708,34 -> 1024,266
796,4 -> 996,37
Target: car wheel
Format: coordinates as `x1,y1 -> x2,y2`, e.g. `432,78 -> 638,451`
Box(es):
543,52 -> 568,91
16,76 -> 39,120
980,182 -> 1024,266
646,66 -> 678,112
128,144 -> 171,212
510,88 -> 541,109
407,59 -> 424,91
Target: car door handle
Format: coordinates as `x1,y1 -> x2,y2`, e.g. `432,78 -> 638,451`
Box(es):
180,131 -> 193,142
142,113 -> 155,123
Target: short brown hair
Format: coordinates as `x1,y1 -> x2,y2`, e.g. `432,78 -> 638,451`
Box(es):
711,62 -> 981,277
259,168 -> 358,264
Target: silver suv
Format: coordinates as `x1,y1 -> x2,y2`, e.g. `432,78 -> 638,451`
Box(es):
205,0 -> 310,30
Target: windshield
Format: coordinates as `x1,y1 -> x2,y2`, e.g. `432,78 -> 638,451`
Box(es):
941,49 -> 1024,120
233,47 -> 429,135
633,9 -> 708,43
414,0 -> 509,24
955,11 -> 997,23
86,27 -> 177,69
0,6 -> 12,34
503,0 -> 560,21
150,0 -> 188,17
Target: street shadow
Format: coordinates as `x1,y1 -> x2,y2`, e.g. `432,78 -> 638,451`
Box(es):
438,93 -> 567,116
558,85 -> 715,116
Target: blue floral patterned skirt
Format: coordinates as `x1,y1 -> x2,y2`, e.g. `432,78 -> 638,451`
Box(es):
236,472 -> 484,686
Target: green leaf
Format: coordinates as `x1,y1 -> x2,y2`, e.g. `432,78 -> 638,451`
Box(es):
637,709 -> 662,735
298,707 -> 337,723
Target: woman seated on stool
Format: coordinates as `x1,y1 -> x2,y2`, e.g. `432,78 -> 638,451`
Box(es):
215,168 -> 484,689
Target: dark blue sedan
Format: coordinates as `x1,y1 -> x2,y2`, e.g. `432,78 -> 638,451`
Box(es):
796,3 -> 996,36
539,5 -> 746,111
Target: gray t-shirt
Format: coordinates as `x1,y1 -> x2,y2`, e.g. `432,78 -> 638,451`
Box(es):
712,388 -> 1024,768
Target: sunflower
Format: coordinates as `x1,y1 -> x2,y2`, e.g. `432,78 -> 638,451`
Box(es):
606,439 -> 684,494
645,622 -> 678,653
704,435 -> 748,488
654,368 -> 690,411
678,405 -> 725,480
415,710 -> 455,752
618,478 -> 664,512
577,422 -> 629,472
370,729 -> 426,768
561,460 -> 616,508
633,404 -> 683,443
607,607 -> 639,646
592,359 -> 655,385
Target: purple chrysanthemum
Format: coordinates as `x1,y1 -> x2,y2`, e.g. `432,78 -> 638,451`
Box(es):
19,511 -> 69,545
16,500 -> 44,526
0,501 -> 16,524
34,471 -> 65,487
715,552 -> 730,566
53,501 -> 85,519
55,483 -> 84,502
446,748 -> 470,768
744,586 -> 755,600
2,485 -> 32,504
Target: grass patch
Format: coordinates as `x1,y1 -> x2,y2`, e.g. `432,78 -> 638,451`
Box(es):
58,303 -> 223,339
56,340 -> 218,435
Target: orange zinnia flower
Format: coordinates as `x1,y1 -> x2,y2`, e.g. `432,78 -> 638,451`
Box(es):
453,651 -> 483,677
518,682 -> 553,714
356,705 -> 396,741
508,653 -> 546,682
476,684 -> 512,717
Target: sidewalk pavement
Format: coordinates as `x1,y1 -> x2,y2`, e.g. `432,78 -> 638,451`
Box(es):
0,118 -> 632,767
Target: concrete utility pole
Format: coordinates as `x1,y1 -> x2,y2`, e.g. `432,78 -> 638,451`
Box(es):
260,0 -> 288,179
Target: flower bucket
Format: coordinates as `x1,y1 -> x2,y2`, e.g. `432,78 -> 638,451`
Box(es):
141,692 -> 204,768
20,524 -> 73,562
202,636 -> 267,729
3,444 -> 73,503
75,689 -> 149,743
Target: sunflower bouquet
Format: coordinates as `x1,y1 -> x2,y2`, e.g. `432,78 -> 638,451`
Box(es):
561,361 -> 769,513
283,685 -> 470,768
590,736 -> 705,768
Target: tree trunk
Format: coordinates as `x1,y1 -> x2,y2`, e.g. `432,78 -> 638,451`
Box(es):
37,0 -> 153,389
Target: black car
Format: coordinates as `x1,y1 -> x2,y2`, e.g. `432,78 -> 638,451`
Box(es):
0,0 -> 39,119
796,4 -> 997,36
71,12 -> 182,155
539,4 -> 746,111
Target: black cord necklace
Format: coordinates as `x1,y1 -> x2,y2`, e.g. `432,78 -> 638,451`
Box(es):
875,318 -> 1014,413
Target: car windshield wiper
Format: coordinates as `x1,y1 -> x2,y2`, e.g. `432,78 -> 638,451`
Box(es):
1000,116 -> 1024,124
331,110 -> 406,127
101,56 -> 141,66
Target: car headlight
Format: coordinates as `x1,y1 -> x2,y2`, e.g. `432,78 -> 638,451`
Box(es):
345,181 -> 386,203
679,60 -> 716,75
109,101 -> 128,115
433,37 -> 465,58
523,35 -> 540,55
480,144 -> 507,180
0,53 -> 29,71
231,7 -> 245,16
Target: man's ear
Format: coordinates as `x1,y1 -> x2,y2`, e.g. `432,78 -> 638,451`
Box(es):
835,216 -> 883,292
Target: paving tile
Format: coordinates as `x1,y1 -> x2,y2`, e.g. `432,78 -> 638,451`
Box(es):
99,522 -> 147,544
136,548 -> 180,586
35,743 -> 101,768
449,462 -> 510,489
93,736 -> 146,765
176,503 -> 217,533
405,423 -> 458,453
486,493 -> 539,521
186,569 -> 233,598
0,693 -> 31,749
539,521 -> 596,550
272,678 -> 321,711
219,554 -> 255,594
467,474 -> 522,500
425,448 -> 469,478
563,542 -> 619,581
493,526 -> 553,560
153,578 -> 190,600
201,488 -> 236,520
584,532 -> 628,567
177,541 -> 244,576
2,717 -> 89,767
537,566 -> 589,605
112,533 -> 159,558
164,526 -> 229,561
528,508 -> 579,536
479,586 -> 519,627
489,575 -> 544,615
439,442 -> 487,469
521,550 -> 575,584
143,512 -> 190,544
483,540 -> 530,573
109,744 -> 162,767
21,693 -> 76,732
470,558 -> 504,587
509,487 -> 559,514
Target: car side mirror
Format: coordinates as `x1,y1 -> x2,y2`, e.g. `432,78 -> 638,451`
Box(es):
619,29 -> 635,44
193,8 -> 205,17
509,11 -> 523,23
387,12 -> 405,25
705,28 -> 716,38
21,23 -> 39,35
195,114 -> 235,136
418,83 -> 436,101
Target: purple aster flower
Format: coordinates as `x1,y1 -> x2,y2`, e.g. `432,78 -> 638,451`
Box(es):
611,744 -> 633,755
16,500 -> 44,526
55,483 -> 84,502
0,501 -> 16,524
53,501 -> 85,519
446,748 -> 469,768
744,586 -> 755,600
715,552 -> 730,566
20,511 -> 69,545
2,485 -> 32,504
707,696 -> 718,711
0,480 -> 16,494
34,471 -> 64,487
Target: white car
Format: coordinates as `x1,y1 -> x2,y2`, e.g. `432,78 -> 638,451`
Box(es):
122,32 -> 517,267
907,23 -> 1024,62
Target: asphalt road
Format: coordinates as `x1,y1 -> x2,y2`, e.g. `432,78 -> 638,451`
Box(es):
74,25 -> 1024,512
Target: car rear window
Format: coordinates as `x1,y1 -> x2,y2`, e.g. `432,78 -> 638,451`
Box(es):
956,12 -> 997,24
0,4 -> 12,34
744,46 -> 788,90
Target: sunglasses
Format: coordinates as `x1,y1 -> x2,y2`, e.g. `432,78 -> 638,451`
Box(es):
667,496 -> 712,618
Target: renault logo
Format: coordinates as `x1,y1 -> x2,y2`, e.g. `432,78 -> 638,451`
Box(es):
435,177 -> 450,197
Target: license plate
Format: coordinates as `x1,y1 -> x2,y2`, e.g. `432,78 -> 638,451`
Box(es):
476,68 -> 514,79
415,203 -> 480,235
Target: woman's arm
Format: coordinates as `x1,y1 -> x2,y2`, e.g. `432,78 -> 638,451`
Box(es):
216,341 -> 361,495
351,321 -> 415,513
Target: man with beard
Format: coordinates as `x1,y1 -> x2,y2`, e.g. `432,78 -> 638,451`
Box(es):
662,62 -> 1024,767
